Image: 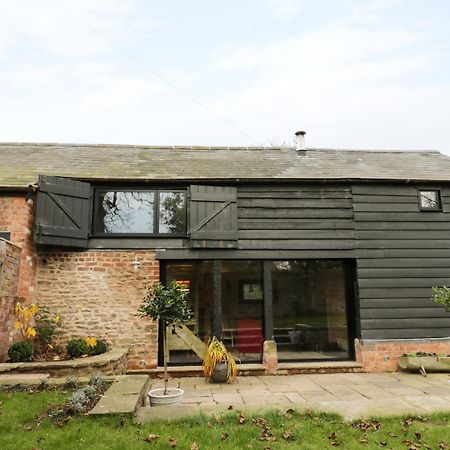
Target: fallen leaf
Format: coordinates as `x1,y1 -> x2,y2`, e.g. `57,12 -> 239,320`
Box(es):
143,434 -> 160,443
260,427 -> 276,442
388,431 -> 397,438
168,436 -> 177,447
282,430 -> 295,441
360,436 -> 369,444
213,414 -> 224,424
379,442 -> 387,447
227,405 -> 233,410
190,442 -> 198,450
328,432 -> 337,440
306,408 -> 313,417
238,413 -> 246,424
221,432 -> 228,441
252,418 -> 267,428
415,432 -> 422,440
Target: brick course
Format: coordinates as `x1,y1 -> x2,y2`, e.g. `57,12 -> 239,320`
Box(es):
36,250 -> 159,369
355,338 -> 450,372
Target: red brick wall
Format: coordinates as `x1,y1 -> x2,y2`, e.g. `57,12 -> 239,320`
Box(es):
0,195 -> 36,300
36,250 -> 159,369
355,338 -> 450,372
0,239 -> 21,361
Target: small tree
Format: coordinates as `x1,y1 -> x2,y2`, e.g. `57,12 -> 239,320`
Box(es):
431,286 -> 450,312
137,281 -> 192,394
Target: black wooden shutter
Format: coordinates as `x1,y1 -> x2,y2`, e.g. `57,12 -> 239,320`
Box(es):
189,185 -> 238,248
35,175 -> 90,248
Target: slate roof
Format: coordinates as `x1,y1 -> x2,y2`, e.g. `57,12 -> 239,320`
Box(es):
1,142 -> 450,188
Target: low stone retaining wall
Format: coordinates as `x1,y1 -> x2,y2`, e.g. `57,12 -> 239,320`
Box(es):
0,348 -> 128,377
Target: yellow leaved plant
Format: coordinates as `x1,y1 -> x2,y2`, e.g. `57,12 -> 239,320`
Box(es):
14,301 -> 38,341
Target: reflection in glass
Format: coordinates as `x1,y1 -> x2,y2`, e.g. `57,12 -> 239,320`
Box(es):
419,190 -> 440,209
96,191 -> 155,233
272,260 -> 350,361
222,261 -> 263,362
159,192 -> 186,234
165,261 -> 213,364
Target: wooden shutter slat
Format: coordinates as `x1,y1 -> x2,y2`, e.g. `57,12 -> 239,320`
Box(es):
190,192 -> 236,202
36,224 -> 87,239
39,183 -> 90,198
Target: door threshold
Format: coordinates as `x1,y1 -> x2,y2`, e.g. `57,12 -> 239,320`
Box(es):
128,361 -> 362,377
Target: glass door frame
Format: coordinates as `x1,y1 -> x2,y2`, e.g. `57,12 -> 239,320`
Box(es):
159,259 -> 358,366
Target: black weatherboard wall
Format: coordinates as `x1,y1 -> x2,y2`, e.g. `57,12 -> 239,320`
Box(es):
353,184 -> 450,340
34,176 -> 450,342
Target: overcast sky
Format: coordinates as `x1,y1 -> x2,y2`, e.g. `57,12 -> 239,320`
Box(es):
1,0 -> 449,153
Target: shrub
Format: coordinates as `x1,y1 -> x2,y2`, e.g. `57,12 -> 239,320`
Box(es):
66,373 -> 106,415
34,306 -> 63,355
66,337 -> 108,358
66,338 -> 89,358
89,340 -> 108,356
431,286 -> 450,312
8,340 -> 33,362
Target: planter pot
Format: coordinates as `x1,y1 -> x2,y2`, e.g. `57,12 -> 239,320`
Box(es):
148,388 -> 184,406
210,362 -> 229,383
398,356 -> 450,373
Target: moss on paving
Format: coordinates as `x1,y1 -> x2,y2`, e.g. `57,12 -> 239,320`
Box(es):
0,390 -> 449,449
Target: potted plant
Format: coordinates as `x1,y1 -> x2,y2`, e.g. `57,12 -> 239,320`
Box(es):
137,281 -> 192,405
398,352 -> 450,374
203,336 -> 238,383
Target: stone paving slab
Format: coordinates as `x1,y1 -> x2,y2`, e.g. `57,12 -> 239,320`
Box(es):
89,375 -> 149,416
136,372 -> 450,422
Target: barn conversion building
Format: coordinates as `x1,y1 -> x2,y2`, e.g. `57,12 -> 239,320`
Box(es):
1,140 -> 449,373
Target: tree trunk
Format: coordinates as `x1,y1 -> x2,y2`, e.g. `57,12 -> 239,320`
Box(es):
163,322 -> 169,395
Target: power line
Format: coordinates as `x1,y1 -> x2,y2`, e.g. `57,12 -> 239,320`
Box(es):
54,1 -> 259,145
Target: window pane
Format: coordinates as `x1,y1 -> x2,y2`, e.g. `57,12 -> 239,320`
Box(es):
95,191 -> 155,233
165,261 -> 214,364
272,260 -> 350,361
420,190 -> 440,209
158,192 -> 186,234
221,261 -> 264,362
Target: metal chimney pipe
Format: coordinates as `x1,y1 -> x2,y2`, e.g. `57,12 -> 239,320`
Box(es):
295,131 -> 306,150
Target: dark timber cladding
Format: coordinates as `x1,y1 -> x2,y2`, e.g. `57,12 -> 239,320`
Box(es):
353,184 -> 450,340
237,185 -> 354,252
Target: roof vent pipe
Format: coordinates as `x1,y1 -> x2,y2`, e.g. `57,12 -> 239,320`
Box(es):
295,131 -> 306,150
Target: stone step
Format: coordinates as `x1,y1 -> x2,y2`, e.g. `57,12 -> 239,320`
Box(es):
0,373 -> 50,385
88,374 -> 150,416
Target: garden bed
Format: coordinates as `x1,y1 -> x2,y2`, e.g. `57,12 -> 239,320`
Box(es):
399,354 -> 450,373
0,348 -> 128,377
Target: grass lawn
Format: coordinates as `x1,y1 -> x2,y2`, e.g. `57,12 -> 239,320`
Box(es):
0,389 -> 449,450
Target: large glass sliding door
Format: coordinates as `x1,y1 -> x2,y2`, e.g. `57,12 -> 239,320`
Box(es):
272,260 -> 352,361
162,259 -> 354,365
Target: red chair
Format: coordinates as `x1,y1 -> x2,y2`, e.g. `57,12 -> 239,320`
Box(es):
237,319 -> 264,353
